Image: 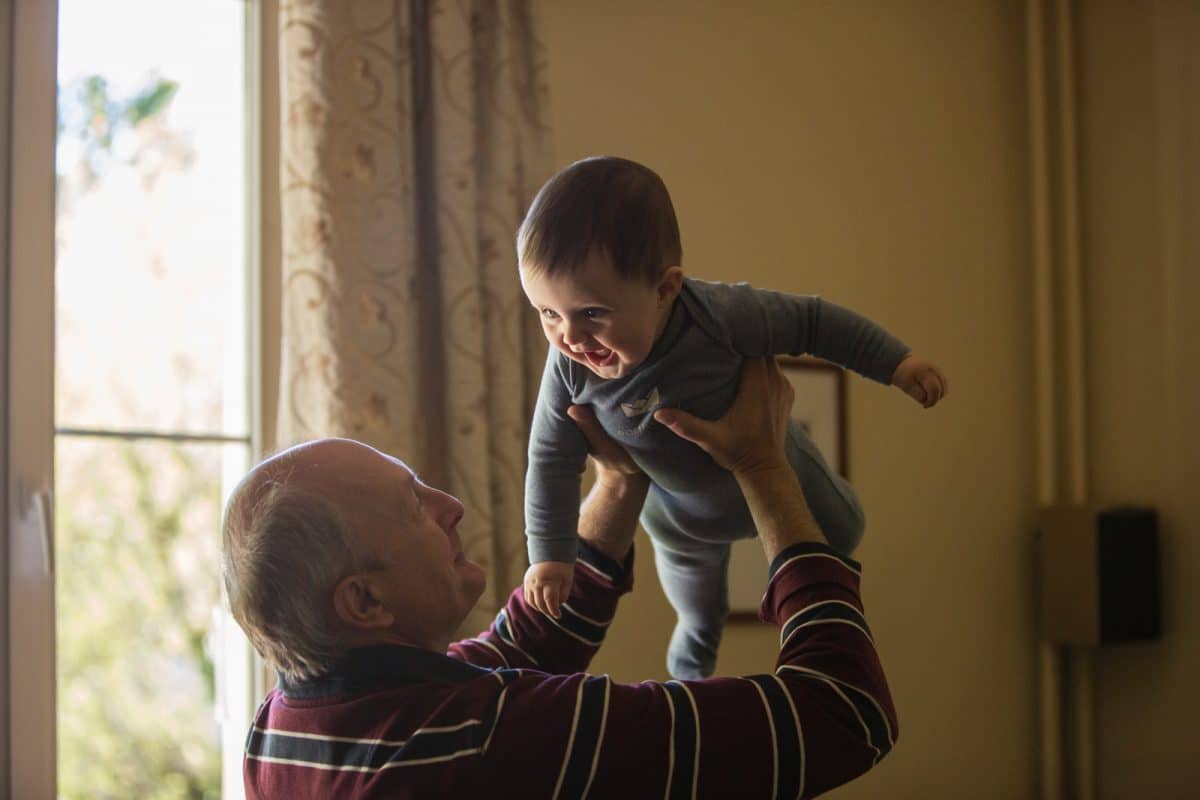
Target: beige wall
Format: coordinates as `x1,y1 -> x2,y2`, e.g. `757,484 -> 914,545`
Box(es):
251,0 -> 1197,794
540,1 -> 1037,797
1077,1 -> 1200,798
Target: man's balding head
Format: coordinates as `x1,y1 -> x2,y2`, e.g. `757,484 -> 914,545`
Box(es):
222,439 -> 485,683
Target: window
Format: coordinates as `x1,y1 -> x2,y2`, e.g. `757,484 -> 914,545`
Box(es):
53,1 -> 258,796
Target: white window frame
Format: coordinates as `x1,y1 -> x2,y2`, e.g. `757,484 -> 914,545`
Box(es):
0,0 -> 10,787
6,0 -> 59,797
4,1 -> 270,796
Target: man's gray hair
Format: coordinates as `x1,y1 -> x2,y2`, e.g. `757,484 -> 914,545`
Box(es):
221,474 -> 365,684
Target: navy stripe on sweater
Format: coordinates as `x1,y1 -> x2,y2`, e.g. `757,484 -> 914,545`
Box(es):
663,681 -> 698,799
555,675 -> 611,799
780,599 -> 872,647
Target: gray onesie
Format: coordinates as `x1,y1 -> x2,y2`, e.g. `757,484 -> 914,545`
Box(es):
525,278 -> 909,678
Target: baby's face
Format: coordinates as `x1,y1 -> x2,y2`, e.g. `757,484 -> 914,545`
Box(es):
520,252 -> 673,380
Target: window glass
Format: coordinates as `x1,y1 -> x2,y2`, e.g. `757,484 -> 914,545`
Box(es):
55,438 -> 233,799
56,0 -> 247,435
55,2 -> 251,797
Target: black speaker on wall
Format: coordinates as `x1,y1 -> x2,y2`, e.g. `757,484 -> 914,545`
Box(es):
1037,505 -> 1161,646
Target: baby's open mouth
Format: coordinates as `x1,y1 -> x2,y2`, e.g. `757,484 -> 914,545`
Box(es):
582,347 -> 615,367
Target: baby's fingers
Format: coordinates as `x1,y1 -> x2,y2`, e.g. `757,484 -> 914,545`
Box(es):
921,374 -> 942,407
931,364 -> 950,398
542,583 -> 563,619
525,584 -> 545,615
907,382 -> 928,406
925,369 -> 950,407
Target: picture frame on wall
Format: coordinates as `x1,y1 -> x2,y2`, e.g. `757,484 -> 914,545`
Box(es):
726,356 -> 848,620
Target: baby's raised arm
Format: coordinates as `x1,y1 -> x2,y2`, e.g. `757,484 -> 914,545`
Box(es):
717,283 -> 908,381
701,281 -> 948,408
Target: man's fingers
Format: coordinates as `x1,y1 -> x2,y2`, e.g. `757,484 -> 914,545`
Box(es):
767,357 -> 795,407
567,404 -> 602,445
654,408 -> 710,446
568,403 -> 643,478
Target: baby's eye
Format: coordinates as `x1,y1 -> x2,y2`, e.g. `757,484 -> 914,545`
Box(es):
541,308 -> 560,320
582,308 -> 607,320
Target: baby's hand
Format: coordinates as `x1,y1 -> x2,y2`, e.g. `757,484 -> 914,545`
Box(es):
523,561 -> 575,619
891,354 -> 949,408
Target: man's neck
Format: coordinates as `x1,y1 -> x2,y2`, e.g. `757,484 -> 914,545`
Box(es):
343,628 -> 450,655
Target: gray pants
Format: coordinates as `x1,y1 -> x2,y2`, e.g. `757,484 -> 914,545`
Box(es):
641,423 -> 865,679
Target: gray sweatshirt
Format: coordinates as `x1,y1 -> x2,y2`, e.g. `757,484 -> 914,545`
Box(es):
525,278 -> 910,564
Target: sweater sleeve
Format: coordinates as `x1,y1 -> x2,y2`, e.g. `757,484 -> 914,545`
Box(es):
448,540 -> 633,674
524,349 -> 590,565
708,281 -> 911,385
473,542 -> 898,800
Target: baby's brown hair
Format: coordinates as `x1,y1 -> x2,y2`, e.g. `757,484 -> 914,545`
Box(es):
517,156 -> 682,284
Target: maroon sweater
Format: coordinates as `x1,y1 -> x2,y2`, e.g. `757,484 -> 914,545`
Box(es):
244,541 -> 897,799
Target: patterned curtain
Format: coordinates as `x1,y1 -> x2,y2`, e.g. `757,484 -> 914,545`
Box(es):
277,0 -> 550,633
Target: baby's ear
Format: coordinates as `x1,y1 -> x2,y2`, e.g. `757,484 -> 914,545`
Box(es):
656,266 -> 685,304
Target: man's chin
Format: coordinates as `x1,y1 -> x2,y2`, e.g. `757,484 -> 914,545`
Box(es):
460,559 -> 487,599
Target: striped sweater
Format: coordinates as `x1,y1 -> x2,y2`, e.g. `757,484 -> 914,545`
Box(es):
244,540 -> 898,799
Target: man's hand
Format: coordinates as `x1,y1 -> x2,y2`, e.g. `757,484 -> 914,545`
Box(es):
524,561 -> 575,619
891,354 -> 948,408
567,404 -> 647,562
567,405 -> 643,482
653,357 -> 794,475
656,357 -> 824,557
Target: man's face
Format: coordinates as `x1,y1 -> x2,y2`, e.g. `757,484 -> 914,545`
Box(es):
298,440 -> 486,649
520,251 -> 669,380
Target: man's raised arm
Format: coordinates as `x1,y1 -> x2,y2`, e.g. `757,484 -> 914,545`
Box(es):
449,405 -> 647,674
465,359 -> 898,798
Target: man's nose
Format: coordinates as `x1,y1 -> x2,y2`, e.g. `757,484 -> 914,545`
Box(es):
431,488 -> 465,528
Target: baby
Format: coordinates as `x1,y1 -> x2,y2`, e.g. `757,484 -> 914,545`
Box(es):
519,156 -> 946,679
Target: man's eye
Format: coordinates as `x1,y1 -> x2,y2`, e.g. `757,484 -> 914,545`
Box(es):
583,308 -> 606,319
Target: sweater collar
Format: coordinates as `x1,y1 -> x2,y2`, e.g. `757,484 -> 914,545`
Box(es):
280,644 -> 491,699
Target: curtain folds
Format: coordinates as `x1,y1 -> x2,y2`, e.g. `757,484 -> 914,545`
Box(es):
278,0 -> 550,632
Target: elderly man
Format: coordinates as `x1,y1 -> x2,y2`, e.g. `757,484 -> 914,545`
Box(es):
223,358 -> 897,799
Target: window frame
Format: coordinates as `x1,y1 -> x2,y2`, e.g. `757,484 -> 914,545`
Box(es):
6,1 -> 59,798
1,0 -> 11,784
5,1 -> 271,796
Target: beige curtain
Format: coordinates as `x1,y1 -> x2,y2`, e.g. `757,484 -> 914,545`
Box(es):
277,0 -> 550,633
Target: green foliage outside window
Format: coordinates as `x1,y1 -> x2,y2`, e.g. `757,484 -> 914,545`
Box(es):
55,74 -> 222,800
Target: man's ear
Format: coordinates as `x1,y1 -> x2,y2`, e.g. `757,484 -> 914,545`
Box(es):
333,573 -> 395,630
656,266 -> 684,306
